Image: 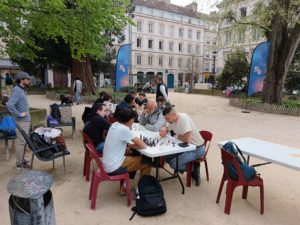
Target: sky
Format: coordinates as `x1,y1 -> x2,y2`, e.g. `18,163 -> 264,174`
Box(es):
170,0 -> 220,14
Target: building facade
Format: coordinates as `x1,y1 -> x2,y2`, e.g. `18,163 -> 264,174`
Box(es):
216,0 -> 266,69
121,0 -> 218,88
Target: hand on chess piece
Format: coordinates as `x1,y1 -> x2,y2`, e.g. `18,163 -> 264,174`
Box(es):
159,127 -> 168,138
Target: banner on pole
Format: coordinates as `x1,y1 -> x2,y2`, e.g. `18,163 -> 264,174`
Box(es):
115,44 -> 131,91
247,42 -> 270,96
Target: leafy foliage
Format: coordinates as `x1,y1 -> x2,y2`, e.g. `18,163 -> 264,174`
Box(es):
284,71 -> 300,94
217,49 -> 249,90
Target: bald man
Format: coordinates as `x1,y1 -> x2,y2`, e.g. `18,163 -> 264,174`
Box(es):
138,100 -> 165,132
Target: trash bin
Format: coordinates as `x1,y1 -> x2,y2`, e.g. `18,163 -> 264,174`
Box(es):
7,170 -> 56,225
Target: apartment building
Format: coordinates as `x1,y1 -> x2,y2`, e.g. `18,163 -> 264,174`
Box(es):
122,0 -> 218,88
217,0 -> 266,69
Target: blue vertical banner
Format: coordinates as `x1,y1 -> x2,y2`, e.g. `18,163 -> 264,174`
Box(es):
115,44 -> 131,91
247,42 -> 270,96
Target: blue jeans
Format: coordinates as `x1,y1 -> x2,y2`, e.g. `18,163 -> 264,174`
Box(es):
96,141 -> 105,154
165,145 -> 205,173
75,92 -> 81,104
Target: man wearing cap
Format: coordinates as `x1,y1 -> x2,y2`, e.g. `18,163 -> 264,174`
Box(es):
7,71 -> 32,169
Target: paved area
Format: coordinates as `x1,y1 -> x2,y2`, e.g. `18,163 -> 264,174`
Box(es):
1,92 -> 300,225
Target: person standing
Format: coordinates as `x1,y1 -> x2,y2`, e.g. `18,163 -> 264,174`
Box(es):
155,75 -> 169,102
7,71 -> 32,169
5,73 -> 14,96
73,77 -> 82,105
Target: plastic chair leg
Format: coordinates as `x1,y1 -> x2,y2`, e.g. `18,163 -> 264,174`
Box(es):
216,175 -> 227,203
90,176 -> 100,210
125,178 -> 131,207
260,184 -> 264,215
89,171 -> 95,200
186,162 -> 192,187
224,183 -> 235,215
242,186 -> 248,199
204,160 -> 209,181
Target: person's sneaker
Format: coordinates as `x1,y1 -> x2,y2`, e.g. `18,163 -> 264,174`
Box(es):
16,160 -> 31,169
192,163 -> 201,187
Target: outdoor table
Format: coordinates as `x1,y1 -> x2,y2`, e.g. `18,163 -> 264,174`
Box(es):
218,137 -> 300,171
132,124 -> 196,194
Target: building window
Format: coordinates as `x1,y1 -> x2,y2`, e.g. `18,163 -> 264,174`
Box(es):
179,28 -> 184,37
195,59 -> 199,69
179,43 -> 183,52
212,37 -> 216,45
169,57 -> 173,67
187,58 -> 191,69
159,56 -> 163,67
148,56 -> 153,66
178,58 -> 182,68
206,36 -> 210,44
197,31 -> 201,40
159,40 -> 163,50
148,23 -> 153,33
205,50 -> 210,58
238,30 -> 245,43
252,27 -> 261,41
169,25 -> 174,36
148,39 -> 153,49
196,45 -> 200,55
169,41 -> 173,51
159,11 -> 164,18
137,38 -> 142,48
240,7 -> 247,18
188,29 -> 192,39
137,55 -> 142,65
224,31 -> 232,45
159,24 -> 164,35
188,18 -> 192,24
205,62 -> 210,72
137,21 -> 142,32
187,44 -> 192,53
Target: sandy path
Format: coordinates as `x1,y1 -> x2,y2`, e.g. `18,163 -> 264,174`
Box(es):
0,92 -> 300,225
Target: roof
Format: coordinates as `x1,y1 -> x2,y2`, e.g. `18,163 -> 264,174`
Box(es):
133,0 -> 198,18
0,59 -> 19,68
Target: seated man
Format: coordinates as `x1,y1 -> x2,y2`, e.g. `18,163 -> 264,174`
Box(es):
138,100 -> 165,132
102,108 -> 151,193
156,96 -> 166,110
83,103 -> 110,154
159,106 -> 205,186
135,92 -> 148,107
114,94 -> 139,121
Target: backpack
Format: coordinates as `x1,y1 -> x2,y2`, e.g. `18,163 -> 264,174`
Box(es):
50,103 -> 62,123
222,141 -> 256,181
0,116 -> 16,136
130,175 -> 167,220
6,76 -> 13,85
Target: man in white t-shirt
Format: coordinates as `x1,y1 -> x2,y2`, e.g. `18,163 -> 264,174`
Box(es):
159,106 -> 205,186
102,108 -> 151,192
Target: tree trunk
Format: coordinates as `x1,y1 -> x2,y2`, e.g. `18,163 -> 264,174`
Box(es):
262,14 -> 300,104
71,58 -> 97,95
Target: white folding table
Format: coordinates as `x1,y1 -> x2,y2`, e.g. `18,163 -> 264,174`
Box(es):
218,137 -> 300,171
132,125 -> 196,194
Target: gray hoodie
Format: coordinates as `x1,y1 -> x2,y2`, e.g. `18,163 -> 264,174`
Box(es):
139,108 -> 165,132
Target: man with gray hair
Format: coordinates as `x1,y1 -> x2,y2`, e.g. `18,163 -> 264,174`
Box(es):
7,71 -> 32,169
138,100 -> 165,132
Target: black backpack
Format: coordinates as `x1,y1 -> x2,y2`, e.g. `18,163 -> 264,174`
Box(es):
130,175 -> 167,220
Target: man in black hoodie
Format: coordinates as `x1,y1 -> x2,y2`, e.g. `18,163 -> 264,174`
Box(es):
83,103 -> 110,154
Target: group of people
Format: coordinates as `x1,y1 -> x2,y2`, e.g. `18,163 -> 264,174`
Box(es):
83,75 -> 204,196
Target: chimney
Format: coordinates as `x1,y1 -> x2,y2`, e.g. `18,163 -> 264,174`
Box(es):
185,1 -> 198,12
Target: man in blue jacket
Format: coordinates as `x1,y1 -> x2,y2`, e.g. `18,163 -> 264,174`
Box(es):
7,72 -> 32,169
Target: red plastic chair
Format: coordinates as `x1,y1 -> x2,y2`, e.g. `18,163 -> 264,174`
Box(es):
82,131 -> 102,182
186,130 -> 213,187
216,148 -> 264,215
85,143 -> 131,209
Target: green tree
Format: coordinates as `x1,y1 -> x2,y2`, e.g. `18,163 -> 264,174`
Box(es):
217,49 -> 249,90
221,0 -> 300,103
0,0 -> 133,94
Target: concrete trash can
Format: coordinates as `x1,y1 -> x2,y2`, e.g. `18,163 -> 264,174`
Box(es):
7,170 -> 56,225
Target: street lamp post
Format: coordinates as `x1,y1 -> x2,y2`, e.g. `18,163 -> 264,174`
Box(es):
211,51 -> 218,95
